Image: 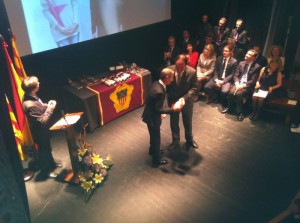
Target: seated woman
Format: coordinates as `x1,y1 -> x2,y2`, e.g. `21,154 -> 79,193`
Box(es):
196,44 -> 216,98
185,42 -> 199,69
267,45 -> 285,73
250,60 -> 282,121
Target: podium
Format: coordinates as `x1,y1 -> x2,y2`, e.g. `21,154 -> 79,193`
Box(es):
50,112 -> 84,183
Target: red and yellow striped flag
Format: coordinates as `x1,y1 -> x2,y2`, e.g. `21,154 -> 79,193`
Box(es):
1,40 -> 34,147
11,35 -> 27,78
5,95 -> 26,160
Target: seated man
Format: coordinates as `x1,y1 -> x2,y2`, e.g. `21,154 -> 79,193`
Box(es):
223,49 -> 260,121
163,36 -> 182,67
204,45 -> 237,109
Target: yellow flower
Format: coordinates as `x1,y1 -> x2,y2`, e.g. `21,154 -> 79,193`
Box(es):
81,181 -> 93,192
92,154 -> 103,164
78,148 -> 86,156
79,174 -> 86,182
93,174 -> 104,184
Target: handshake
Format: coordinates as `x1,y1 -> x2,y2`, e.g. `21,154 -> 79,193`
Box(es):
172,97 -> 185,111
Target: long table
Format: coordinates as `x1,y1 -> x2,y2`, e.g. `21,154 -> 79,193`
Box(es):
62,69 -> 151,131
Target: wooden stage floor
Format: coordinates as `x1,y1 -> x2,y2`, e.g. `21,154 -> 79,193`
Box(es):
25,100 -> 300,223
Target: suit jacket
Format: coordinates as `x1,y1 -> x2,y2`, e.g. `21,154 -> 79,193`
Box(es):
214,26 -> 230,47
22,94 -> 54,143
167,65 -> 197,104
142,81 -> 173,127
233,61 -> 261,89
230,28 -> 249,50
213,56 -> 237,84
164,46 -> 182,66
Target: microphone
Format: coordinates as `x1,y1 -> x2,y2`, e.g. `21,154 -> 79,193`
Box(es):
61,110 -> 69,126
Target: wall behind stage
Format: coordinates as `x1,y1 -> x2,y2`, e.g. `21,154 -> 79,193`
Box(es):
1,0 -> 299,103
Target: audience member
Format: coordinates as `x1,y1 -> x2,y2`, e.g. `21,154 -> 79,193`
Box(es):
214,17 -> 231,55
197,33 -> 215,54
253,44 -> 268,67
21,76 -> 62,179
226,38 -> 244,62
224,49 -> 261,121
196,44 -> 216,99
185,42 -> 199,69
142,68 -> 182,168
167,55 -> 198,150
267,45 -> 285,72
230,19 -> 249,54
250,60 -> 283,121
196,14 -> 214,47
204,45 -> 238,109
163,36 -> 182,67
181,30 -> 194,53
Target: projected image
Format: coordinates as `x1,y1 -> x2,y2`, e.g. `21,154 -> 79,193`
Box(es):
4,0 -> 171,56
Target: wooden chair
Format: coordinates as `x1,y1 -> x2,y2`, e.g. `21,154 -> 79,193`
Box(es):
266,80 -> 300,124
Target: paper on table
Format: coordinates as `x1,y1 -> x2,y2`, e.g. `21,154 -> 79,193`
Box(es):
287,100 -> 297,105
253,89 -> 268,98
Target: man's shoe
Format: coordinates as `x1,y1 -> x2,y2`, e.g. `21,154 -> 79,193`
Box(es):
23,170 -> 35,182
54,162 -> 63,168
291,123 -> 299,128
152,159 -> 168,168
249,113 -> 258,121
168,142 -> 179,151
237,113 -> 244,122
186,140 -> 198,149
221,107 -> 229,113
49,172 -> 58,178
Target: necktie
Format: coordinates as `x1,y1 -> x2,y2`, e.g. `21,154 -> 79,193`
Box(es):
221,58 -> 226,79
240,63 -> 249,84
176,72 -> 181,85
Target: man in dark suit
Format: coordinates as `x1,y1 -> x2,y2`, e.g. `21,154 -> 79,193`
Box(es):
224,49 -> 261,121
204,45 -> 238,110
167,55 -> 198,150
164,36 -> 182,67
142,68 -> 182,167
214,17 -> 231,56
253,45 -> 268,67
230,19 -> 249,55
22,76 -> 62,178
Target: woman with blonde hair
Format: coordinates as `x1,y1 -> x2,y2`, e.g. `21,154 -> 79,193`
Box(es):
267,45 -> 285,72
250,60 -> 283,121
196,43 -> 216,99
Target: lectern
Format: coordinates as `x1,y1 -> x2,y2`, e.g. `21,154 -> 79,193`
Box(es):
50,112 -> 84,183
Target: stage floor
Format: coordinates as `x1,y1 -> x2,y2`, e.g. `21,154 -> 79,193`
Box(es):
25,100 -> 300,223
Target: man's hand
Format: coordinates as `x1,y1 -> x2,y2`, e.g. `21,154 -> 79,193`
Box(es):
48,100 -> 57,109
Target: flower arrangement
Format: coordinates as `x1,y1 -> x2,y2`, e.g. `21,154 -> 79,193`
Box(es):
77,126 -> 113,203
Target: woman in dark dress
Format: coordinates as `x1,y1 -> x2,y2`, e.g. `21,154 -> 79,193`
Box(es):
250,60 -> 282,121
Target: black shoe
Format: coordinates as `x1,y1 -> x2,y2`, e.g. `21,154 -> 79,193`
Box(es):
291,123 -> 299,128
237,113 -> 244,122
49,172 -> 58,178
152,159 -> 168,168
186,140 -> 198,149
221,107 -> 229,113
249,113 -> 258,121
54,162 -> 63,168
168,142 -> 179,151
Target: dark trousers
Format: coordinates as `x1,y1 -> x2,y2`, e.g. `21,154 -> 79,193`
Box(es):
36,136 -> 55,174
147,125 -> 161,164
228,85 -> 251,114
170,99 -> 193,144
205,79 -> 232,107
